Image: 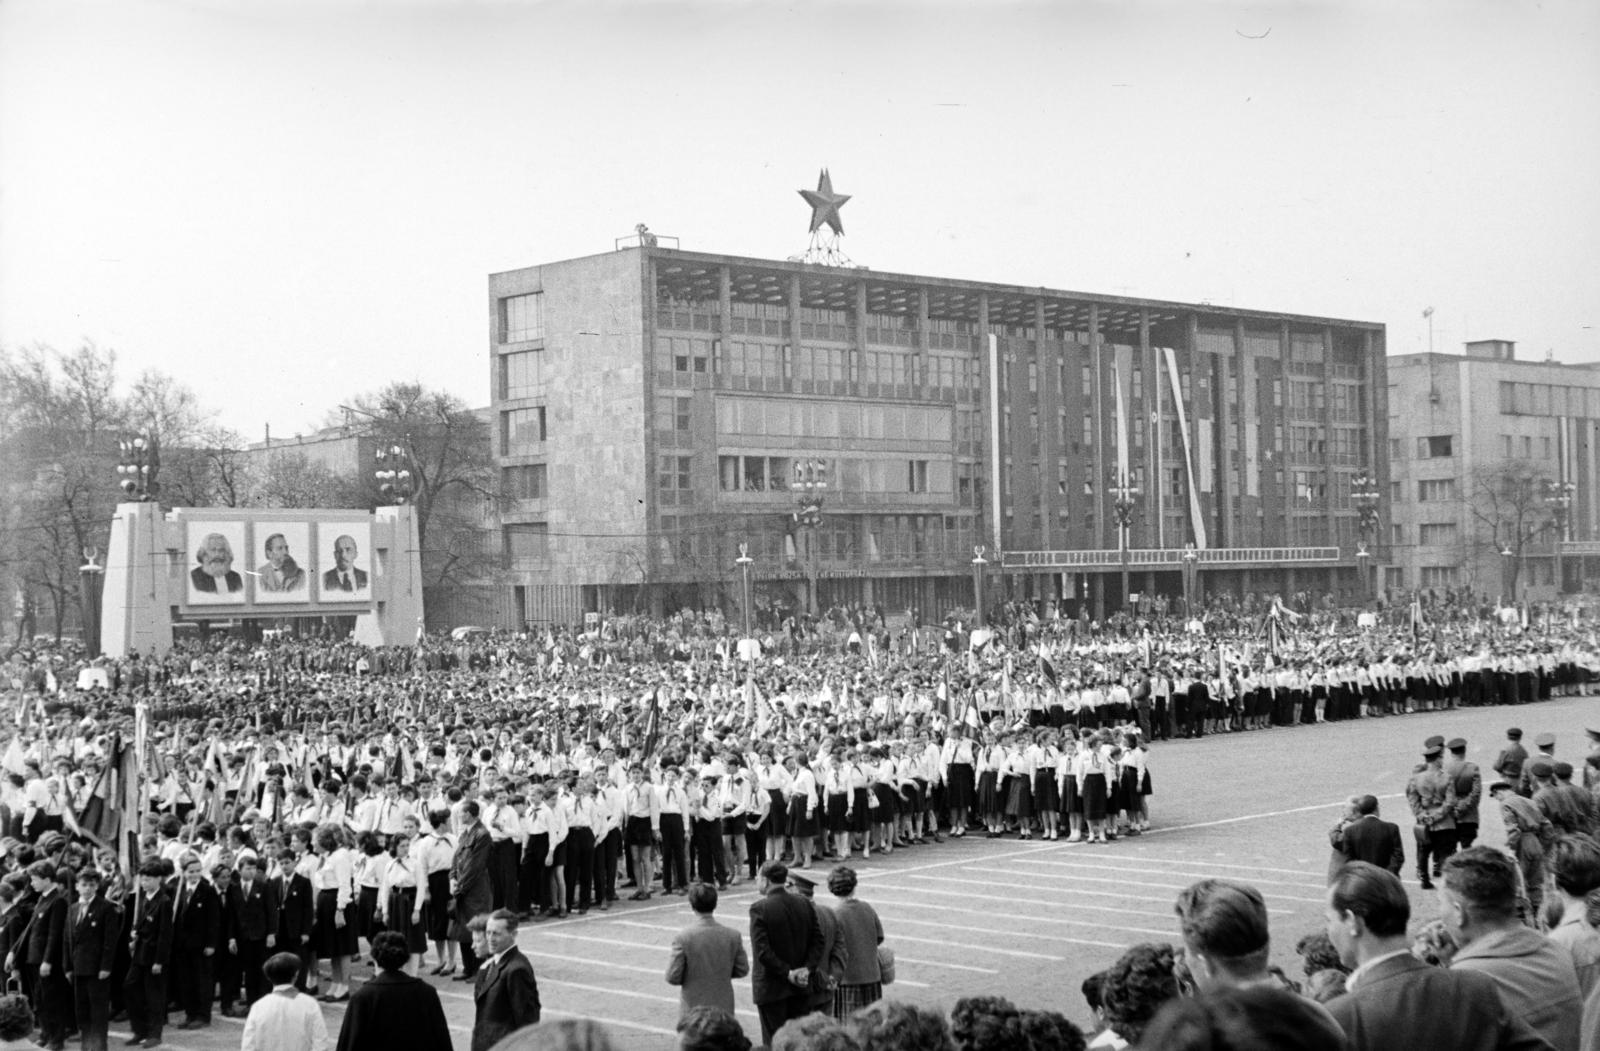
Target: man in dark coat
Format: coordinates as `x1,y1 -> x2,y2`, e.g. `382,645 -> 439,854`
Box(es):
336,931 -> 451,1051
66,869 -> 120,1051
123,859 -> 175,1049
1492,727 -> 1528,796
1446,737 -> 1484,849
1336,795 -> 1405,876
26,863 -> 71,1051
747,860 -> 823,1047
470,910 -> 540,1051
451,800 -> 494,980
221,854 -> 279,1015
171,854 -> 221,1029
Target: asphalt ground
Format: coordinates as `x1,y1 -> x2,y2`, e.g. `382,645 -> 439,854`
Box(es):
100,690 -> 1599,1050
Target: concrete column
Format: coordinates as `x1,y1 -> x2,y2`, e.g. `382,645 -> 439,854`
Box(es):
788,274 -> 803,396
1090,305 -> 1106,549
1037,298 -> 1057,550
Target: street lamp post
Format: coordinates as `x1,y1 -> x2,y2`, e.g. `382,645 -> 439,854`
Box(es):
374,443 -> 415,505
1109,471 -> 1141,613
1352,469 -> 1381,601
1181,542 -> 1198,618
971,545 -> 988,627
1501,543 -> 1517,605
116,435 -> 157,501
789,459 -> 827,616
1544,479 -> 1576,595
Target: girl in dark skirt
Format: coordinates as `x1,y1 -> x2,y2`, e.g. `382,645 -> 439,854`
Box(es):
378,822 -> 426,974
355,832 -> 386,949
1059,737 -> 1083,842
975,730 -> 1005,837
1076,733 -> 1110,843
847,754 -> 873,850
1106,746 -> 1127,836
870,747 -> 898,856
944,725 -> 976,837
1003,737 -> 1034,837
787,756 -> 818,868
825,755 -> 851,860
1033,729 -> 1061,841
311,824 -> 358,1001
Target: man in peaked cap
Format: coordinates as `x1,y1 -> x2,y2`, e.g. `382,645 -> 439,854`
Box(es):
1492,728 -> 1528,798
1406,737 -> 1457,889
1518,732 -> 1558,798
1443,738 -> 1483,850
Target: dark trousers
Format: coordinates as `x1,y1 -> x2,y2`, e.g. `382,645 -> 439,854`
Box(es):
73,974 -> 111,1051
566,828 -> 595,911
660,815 -> 688,891
592,829 -> 620,903
222,938 -> 267,1006
1457,822 -> 1479,850
521,834 -> 548,912
757,993 -> 813,1048
1419,828 -> 1459,879
692,823 -> 727,886
490,840 -> 519,909
123,962 -> 167,1040
175,950 -> 213,1022
458,936 -> 480,979
35,969 -> 70,1047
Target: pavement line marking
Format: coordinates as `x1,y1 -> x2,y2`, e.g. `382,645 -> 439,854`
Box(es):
521,948 -> 668,977
533,928 -> 669,951
851,842 -> 1060,879
1141,793 -> 1405,836
878,909 -> 1151,946
893,953 -> 1000,974
890,931 -> 1065,960
1008,856 -> 1330,891
537,975 -> 760,1017
1086,853 -> 1332,879
543,1009 -> 679,1037
875,878 -> 1191,918
111,1032 -> 202,1050
874,896 -> 1177,940
952,866 -> 1326,906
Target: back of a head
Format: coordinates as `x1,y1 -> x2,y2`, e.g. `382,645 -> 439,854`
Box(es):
677,1006 -> 752,1051
1173,880 -> 1270,982
1442,846 -> 1519,921
488,1019 -> 618,1051
950,995 -> 1021,1051
688,882 -> 719,915
1100,943 -> 1180,1046
1328,861 -> 1410,938
1550,834 -> 1600,899
847,1000 -> 955,1051
1139,986 -> 1345,1051
1356,794 -> 1379,816
771,1014 -> 862,1051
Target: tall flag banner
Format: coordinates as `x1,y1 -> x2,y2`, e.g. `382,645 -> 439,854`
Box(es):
1162,347 -> 1209,549
1039,648 -> 1059,688
641,689 -> 662,760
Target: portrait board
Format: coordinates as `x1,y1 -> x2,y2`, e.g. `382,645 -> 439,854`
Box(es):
184,520 -> 248,605
315,520 -> 372,603
250,521 -> 312,603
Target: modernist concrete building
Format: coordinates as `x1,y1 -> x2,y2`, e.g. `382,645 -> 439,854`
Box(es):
488,242 -> 1388,625
1387,339 -> 1600,600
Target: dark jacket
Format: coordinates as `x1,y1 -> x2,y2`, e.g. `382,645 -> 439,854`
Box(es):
1340,814 -> 1406,875
172,879 -> 221,953
25,887 -> 67,969
336,970 -> 453,1051
451,822 -> 494,920
748,887 -> 824,1005
276,870 -> 314,946
470,946 -> 541,1051
1328,951 -> 1554,1051
125,889 -> 175,968
225,876 -> 280,944
66,893 -> 120,977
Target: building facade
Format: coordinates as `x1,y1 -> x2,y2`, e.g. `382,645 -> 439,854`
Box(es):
1387,339 -> 1600,601
489,244 -> 1388,625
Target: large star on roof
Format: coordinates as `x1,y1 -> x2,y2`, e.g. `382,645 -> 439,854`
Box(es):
798,168 -> 851,236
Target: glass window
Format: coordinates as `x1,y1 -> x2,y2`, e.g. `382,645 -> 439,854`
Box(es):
501,350 -> 545,400
503,523 -> 548,568
501,407 -> 546,455
1418,478 -> 1457,502
500,293 -> 544,343
1419,523 -> 1458,546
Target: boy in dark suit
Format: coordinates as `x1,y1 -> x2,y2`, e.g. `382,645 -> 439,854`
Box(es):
67,869 -> 120,1051
221,854 -> 279,1015
274,847 -> 315,992
124,858 -> 175,1048
26,862 -> 71,1051
170,855 -> 220,1029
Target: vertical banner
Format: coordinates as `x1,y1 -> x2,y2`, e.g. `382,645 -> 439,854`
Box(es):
1162,348 -> 1209,549
988,334 -> 1003,551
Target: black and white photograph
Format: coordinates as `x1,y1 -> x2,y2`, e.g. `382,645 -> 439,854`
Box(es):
3,2 -> 1599,1050
183,520 -> 247,606
250,521 -> 310,602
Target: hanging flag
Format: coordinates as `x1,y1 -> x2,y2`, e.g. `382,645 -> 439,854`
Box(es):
76,733 -> 122,844
1038,648 -> 1059,687
641,689 -> 662,760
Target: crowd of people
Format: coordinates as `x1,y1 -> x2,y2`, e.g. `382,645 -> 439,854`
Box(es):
0,591 -> 1594,1049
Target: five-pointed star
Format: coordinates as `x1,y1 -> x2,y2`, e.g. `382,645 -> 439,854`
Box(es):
798,168 -> 851,236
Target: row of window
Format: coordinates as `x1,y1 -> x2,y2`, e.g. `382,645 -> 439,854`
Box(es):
499,293 -> 544,344
501,464 -> 548,501
1389,435 -> 1454,460
500,350 -> 547,401
715,397 -> 955,445
1500,434 -> 1557,461
711,454 -> 953,496
1499,381 -> 1600,419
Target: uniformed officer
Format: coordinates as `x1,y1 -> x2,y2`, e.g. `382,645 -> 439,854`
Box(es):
1405,737 -> 1457,890
1518,732 -> 1558,797
1492,727 -> 1528,797
1444,738 -> 1482,850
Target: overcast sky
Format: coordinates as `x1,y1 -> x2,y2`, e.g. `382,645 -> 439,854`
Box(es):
2,0 -> 1596,440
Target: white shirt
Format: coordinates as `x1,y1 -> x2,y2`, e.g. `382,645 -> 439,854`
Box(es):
240,984 -> 329,1051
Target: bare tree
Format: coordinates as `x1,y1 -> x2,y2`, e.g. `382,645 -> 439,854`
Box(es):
1464,460 -> 1557,599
